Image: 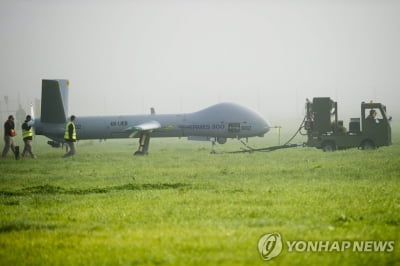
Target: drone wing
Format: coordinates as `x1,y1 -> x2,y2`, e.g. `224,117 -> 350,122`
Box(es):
124,120 -> 161,137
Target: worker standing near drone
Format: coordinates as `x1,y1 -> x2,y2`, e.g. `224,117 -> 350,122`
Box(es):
21,115 -> 36,158
63,115 -> 77,158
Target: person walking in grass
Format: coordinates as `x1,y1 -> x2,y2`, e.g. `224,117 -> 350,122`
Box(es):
21,115 -> 36,158
2,115 -> 19,159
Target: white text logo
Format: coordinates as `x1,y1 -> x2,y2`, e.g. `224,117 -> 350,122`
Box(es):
257,233 -> 395,261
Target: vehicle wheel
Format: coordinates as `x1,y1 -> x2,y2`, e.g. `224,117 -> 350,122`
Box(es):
217,137 -> 227,144
322,142 -> 336,152
361,140 -> 376,150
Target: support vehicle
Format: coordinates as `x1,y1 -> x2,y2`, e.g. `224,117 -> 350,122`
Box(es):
305,97 -> 391,151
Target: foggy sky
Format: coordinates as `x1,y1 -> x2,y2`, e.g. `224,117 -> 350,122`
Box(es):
1,0 -> 400,127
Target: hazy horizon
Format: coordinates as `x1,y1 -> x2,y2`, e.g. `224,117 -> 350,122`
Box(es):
1,0 -> 399,128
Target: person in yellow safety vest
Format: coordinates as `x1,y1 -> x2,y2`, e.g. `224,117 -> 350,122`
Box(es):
21,115 -> 36,158
63,115 -> 77,158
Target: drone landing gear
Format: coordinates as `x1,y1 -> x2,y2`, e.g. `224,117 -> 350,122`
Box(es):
210,139 -> 216,154
134,132 -> 151,156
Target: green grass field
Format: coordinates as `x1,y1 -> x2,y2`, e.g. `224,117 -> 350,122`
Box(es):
0,132 -> 399,265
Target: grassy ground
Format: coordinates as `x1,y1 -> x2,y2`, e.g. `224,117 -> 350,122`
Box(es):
0,132 -> 399,265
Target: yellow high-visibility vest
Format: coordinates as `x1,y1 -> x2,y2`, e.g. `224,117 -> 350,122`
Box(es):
64,121 -> 76,140
22,123 -> 33,138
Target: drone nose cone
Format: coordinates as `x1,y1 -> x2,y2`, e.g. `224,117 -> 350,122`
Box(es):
261,118 -> 271,135
252,113 -> 270,137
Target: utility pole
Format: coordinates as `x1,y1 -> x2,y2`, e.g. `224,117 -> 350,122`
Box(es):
272,126 -> 282,145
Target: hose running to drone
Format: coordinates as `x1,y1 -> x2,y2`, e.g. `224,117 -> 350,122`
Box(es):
230,115 -> 308,153
282,115 -> 307,146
